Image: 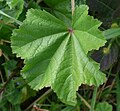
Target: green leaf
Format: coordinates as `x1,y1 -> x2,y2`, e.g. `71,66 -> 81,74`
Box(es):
7,89 -> 23,105
0,0 -> 24,23
4,81 -> 22,105
13,105 -> 21,111
3,59 -> 17,71
103,28 -> 120,39
0,22 -> 13,40
6,0 -> 19,9
28,0 -> 41,9
61,106 -> 74,111
95,102 -> 112,111
0,97 -> 7,108
0,45 -> 12,55
11,5 -> 106,106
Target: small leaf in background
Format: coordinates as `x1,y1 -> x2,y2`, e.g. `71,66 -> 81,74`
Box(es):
7,89 -> 23,105
6,0 -> 19,9
2,59 -> 17,78
0,0 -> 24,23
21,86 -> 36,102
0,80 -> 22,110
11,5 -> 106,105
13,105 -> 21,111
0,45 -> 12,56
95,102 -> 112,111
28,0 -> 41,9
3,59 -> 17,71
0,23 -> 13,40
0,96 -> 7,108
103,28 -> 120,40
61,106 -> 74,111
2,80 -> 36,107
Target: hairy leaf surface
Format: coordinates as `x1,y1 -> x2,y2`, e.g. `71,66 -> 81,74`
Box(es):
11,5 -> 106,105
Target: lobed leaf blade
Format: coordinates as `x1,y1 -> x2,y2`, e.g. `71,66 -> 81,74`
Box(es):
11,5 -> 106,106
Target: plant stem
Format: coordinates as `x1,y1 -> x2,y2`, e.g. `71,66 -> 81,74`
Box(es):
97,66 -> 112,100
71,0 -> 75,15
90,86 -> 98,111
77,93 -> 91,109
0,70 -> 4,83
0,10 -> 22,25
24,89 -> 52,111
116,72 -> 120,111
2,53 -> 9,61
1,39 -> 11,44
37,0 -> 43,4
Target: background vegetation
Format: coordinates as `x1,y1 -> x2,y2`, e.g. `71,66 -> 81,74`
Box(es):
0,0 -> 120,111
